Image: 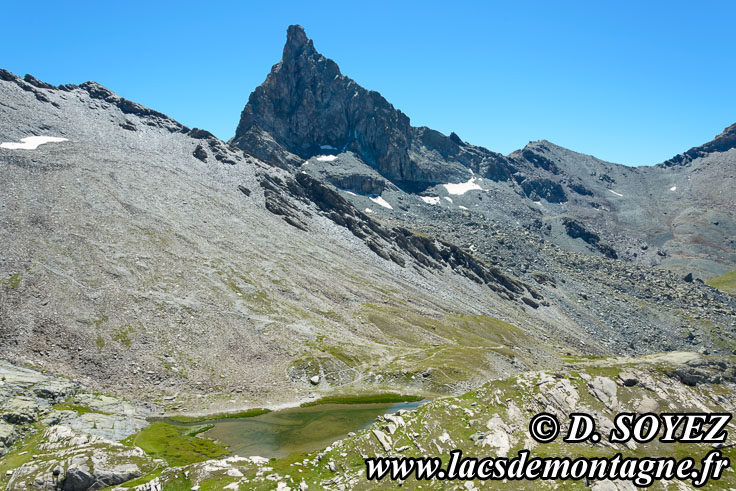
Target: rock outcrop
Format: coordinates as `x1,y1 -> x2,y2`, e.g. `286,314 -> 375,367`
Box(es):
6,426 -> 151,490
661,122 -> 736,167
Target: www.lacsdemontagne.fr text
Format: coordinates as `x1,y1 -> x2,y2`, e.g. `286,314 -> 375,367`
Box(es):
365,449 -> 729,487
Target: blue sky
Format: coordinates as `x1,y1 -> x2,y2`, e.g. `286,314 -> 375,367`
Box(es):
2,1 -> 735,166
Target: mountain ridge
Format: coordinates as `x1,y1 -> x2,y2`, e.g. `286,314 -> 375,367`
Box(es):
234,25 -> 736,176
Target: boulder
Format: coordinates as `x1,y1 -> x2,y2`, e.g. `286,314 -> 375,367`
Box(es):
481,415 -> 511,457
63,467 -> 95,490
372,429 -> 392,452
588,377 -> 618,410
635,396 -> 659,414
193,144 -> 208,162
617,370 -> 639,387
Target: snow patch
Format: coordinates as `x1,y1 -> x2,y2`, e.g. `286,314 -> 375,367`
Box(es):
320,144 -> 336,150
443,177 -> 482,195
0,136 -> 68,150
670,186 -> 677,191
344,190 -> 357,196
420,196 -> 440,205
444,196 -> 453,203
458,205 -> 468,210
316,155 -> 337,162
364,208 -> 373,213
608,189 -> 623,197
369,196 -> 393,210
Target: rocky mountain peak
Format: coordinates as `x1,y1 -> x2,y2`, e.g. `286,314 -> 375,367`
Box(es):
283,24 -> 316,60
231,25 -> 471,191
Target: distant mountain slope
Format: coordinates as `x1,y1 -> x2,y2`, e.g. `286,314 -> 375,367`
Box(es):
515,139 -> 736,277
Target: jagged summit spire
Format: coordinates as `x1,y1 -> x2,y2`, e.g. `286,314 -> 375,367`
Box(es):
283,25 -> 316,60
232,25 -> 473,189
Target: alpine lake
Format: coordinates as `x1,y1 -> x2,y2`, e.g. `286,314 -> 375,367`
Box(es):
161,400 -> 425,459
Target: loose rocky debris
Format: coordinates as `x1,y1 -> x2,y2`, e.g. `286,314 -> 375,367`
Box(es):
258,170 -> 544,304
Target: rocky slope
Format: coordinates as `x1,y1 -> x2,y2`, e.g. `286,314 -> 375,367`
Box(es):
0,67 -> 599,413
1,27 -> 734,411
232,26 -> 736,361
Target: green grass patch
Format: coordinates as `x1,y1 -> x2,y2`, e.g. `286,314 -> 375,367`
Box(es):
165,407 -> 271,424
112,325 -> 135,348
156,472 -> 193,490
300,393 -> 423,407
52,400 -> 106,416
0,424 -> 44,485
120,467 -> 164,488
7,273 -> 22,289
122,422 -> 229,467
706,269 -> 736,295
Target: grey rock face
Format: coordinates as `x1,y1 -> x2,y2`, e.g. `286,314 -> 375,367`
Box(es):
0,421 -> 18,456
63,467 -> 96,490
303,152 -> 391,195
1,396 -> 40,424
672,358 -> 736,386
232,25 -> 471,189
662,122 -> 736,167
6,425 -> 150,490
32,380 -> 78,403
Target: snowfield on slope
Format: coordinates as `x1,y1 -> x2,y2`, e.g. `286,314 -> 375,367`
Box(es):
0,136 -> 68,149
369,196 -> 393,209
443,177 -> 482,195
